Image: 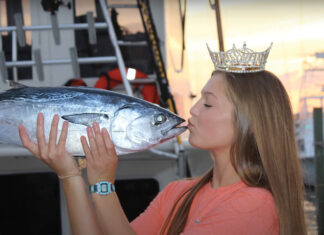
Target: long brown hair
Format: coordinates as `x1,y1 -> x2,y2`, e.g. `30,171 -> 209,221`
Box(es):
160,70 -> 306,235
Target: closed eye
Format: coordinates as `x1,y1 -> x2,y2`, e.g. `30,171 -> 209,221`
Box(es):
204,104 -> 212,108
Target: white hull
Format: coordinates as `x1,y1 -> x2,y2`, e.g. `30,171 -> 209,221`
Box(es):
0,140 -> 212,234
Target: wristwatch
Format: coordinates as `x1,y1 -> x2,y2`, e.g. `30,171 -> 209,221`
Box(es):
89,181 -> 115,195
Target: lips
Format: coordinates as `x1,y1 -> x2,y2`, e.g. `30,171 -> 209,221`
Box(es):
188,119 -> 194,128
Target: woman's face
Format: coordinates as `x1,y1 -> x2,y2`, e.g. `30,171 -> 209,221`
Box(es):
188,73 -> 235,152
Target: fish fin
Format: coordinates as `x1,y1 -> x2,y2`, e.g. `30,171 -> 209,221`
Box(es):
117,104 -> 131,111
7,80 -> 28,89
62,113 -> 109,127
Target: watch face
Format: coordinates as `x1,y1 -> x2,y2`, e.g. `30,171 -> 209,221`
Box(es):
101,183 -> 108,193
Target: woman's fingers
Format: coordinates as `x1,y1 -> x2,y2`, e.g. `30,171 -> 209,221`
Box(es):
81,135 -> 93,161
36,113 -> 47,158
84,125 -> 118,184
92,123 -> 107,160
48,115 -> 59,155
102,128 -> 117,157
57,121 -> 69,151
18,124 -> 39,156
18,114 -> 79,177
82,124 -> 117,162
87,126 -> 100,159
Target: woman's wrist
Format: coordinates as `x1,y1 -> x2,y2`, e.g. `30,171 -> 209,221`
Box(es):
59,173 -> 85,188
88,175 -> 115,186
58,171 -> 82,180
58,168 -> 82,180
89,180 -> 115,196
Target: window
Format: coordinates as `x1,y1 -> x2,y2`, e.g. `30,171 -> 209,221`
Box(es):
116,178 -> 159,221
298,139 -> 305,152
0,173 -> 61,234
74,0 -> 153,78
1,0 -> 32,80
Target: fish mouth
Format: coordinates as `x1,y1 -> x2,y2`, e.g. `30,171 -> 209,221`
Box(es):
161,119 -> 188,137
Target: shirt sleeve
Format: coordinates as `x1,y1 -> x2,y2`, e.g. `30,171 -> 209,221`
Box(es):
130,181 -> 180,235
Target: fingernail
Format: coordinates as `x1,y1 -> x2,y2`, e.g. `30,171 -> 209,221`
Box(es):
94,122 -> 100,131
38,113 -> 44,120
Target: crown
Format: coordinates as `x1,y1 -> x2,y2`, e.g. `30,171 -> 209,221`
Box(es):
207,42 -> 273,73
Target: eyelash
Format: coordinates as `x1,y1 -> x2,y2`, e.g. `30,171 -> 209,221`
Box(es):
204,104 -> 212,108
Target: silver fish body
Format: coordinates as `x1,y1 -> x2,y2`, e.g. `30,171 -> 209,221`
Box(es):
0,85 -> 187,156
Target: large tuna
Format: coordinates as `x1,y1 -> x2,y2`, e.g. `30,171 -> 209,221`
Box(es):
0,82 -> 187,156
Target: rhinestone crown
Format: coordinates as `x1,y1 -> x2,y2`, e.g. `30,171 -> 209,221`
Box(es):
207,42 -> 273,73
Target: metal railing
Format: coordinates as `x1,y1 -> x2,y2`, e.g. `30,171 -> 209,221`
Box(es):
0,2 -> 187,177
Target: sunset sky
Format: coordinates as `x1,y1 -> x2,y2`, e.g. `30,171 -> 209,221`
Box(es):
177,0 -> 324,118
1,0 -> 324,117
76,0 -> 324,117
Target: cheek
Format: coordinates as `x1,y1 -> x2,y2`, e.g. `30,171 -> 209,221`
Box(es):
189,111 -> 235,149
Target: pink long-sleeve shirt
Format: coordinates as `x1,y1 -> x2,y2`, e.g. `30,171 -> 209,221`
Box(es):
131,178 -> 279,235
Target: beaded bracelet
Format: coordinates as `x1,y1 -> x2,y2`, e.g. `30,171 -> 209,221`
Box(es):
58,158 -> 85,180
58,171 -> 82,180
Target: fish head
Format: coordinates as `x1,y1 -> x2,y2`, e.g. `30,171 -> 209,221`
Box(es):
111,103 -> 187,152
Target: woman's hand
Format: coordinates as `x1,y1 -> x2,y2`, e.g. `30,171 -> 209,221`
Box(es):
18,113 -> 80,176
81,122 -> 118,185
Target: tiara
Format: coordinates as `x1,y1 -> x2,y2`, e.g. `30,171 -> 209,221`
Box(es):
207,42 -> 273,73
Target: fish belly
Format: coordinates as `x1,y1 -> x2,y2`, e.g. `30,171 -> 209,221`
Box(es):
0,101 -> 100,156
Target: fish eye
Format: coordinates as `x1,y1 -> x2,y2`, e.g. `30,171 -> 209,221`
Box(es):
154,114 -> 166,126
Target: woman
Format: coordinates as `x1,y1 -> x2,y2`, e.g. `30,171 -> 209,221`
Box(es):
18,44 -> 306,234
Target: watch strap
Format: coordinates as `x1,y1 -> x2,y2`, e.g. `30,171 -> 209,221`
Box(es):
89,181 -> 115,195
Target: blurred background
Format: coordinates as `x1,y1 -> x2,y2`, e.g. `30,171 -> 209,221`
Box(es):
0,0 -> 323,234
166,0 -> 324,120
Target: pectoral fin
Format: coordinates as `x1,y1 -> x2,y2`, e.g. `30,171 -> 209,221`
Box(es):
7,80 -> 28,89
62,113 -> 109,127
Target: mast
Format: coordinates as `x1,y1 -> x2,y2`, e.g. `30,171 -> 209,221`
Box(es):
209,0 -> 224,51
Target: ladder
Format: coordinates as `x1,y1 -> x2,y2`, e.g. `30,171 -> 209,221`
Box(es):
100,0 -> 186,176
100,0 -> 179,111
0,0 -> 187,177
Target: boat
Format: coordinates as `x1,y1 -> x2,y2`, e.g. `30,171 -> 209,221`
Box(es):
295,61 -> 324,186
0,0 -> 213,234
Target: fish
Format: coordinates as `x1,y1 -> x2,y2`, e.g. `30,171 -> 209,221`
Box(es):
0,81 -> 187,156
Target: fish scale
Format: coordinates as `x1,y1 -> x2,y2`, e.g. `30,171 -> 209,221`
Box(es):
0,83 -> 187,156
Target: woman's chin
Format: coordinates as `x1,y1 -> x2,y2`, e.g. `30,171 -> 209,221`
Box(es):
189,136 -> 215,150
188,136 -> 202,149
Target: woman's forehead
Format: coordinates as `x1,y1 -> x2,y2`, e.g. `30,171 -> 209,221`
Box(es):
202,74 -> 225,94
